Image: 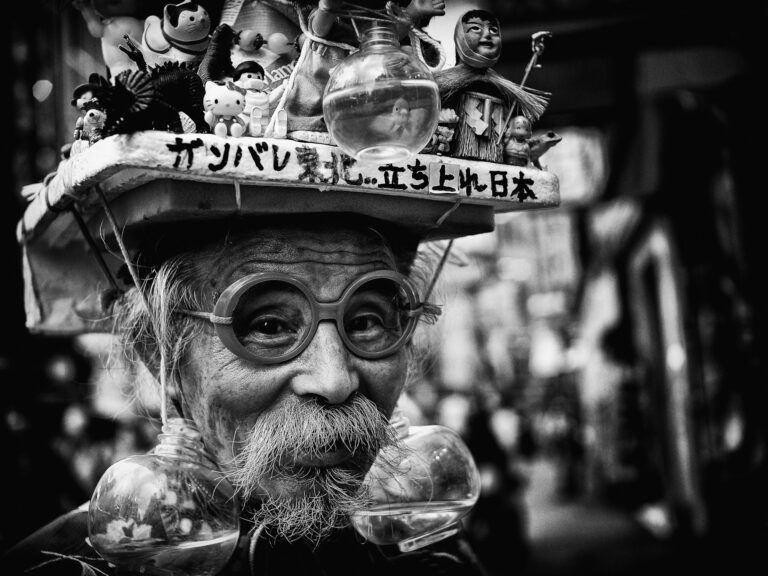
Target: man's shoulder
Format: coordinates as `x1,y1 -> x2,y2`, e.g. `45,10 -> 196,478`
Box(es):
3,506 -> 110,576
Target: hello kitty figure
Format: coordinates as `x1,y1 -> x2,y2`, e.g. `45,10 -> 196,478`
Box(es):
142,1 -> 211,68
204,81 -> 247,137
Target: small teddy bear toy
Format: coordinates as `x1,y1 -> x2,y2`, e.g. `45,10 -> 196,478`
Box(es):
504,115 -> 532,166
71,101 -> 107,155
203,80 -> 247,137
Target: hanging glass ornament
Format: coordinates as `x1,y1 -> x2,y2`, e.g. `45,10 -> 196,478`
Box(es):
88,418 -> 240,575
350,410 -> 481,552
323,22 -> 440,162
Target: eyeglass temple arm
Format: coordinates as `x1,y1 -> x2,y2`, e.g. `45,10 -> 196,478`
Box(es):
177,309 -> 233,325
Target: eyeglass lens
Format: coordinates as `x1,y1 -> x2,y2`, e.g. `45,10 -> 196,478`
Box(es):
230,277 -> 412,360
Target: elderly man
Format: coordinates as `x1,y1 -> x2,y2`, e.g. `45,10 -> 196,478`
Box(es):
5,214 -> 485,575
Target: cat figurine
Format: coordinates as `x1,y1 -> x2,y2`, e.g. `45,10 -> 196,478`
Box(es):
204,81 -> 247,137
142,1 -> 211,68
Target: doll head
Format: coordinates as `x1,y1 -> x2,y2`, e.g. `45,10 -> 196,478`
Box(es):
233,61 -> 267,91
203,81 -> 247,116
455,9 -> 501,69
163,1 -> 210,43
510,116 -> 532,141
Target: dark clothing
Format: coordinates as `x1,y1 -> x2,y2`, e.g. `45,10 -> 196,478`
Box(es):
4,508 -> 486,576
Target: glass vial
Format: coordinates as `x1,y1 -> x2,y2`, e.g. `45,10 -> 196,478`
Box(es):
350,410 -> 481,552
88,418 -> 240,575
323,22 -> 440,162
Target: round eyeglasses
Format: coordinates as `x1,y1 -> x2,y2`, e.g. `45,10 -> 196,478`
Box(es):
179,270 -> 425,364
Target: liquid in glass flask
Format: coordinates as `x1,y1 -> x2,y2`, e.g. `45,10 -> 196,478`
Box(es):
323,23 -> 440,162
88,418 -> 240,575
350,412 -> 481,552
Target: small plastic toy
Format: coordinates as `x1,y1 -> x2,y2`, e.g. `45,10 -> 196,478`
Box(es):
203,81 -> 247,137
504,116 -> 532,166
233,61 -> 270,137
529,130 -> 562,169
70,100 -> 107,156
141,1 -> 211,68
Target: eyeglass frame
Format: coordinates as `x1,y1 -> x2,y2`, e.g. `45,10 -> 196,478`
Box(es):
179,269 -> 425,365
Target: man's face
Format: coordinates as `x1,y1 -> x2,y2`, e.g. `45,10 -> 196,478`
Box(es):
178,225 -> 409,540
462,16 -> 501,60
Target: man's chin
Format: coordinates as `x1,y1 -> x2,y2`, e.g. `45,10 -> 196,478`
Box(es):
246,466 -> 370,544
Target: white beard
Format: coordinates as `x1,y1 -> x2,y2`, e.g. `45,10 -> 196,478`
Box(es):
226,394 -> 398,544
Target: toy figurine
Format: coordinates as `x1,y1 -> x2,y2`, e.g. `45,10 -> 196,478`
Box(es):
73,0 -> 144,80
369,97 -> 412,140
203,81 -> 247,137
141,1 -> 211,68
233,61 -> 271,137
198,25 -> 288,137
70,74 -> 109,145
529,130 -> 562,169
503,116 -> 532,166
71,100 -> 107,156
434,10 -> 548,162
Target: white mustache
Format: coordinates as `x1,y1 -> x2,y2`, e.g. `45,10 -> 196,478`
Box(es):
224,393 -> 398,543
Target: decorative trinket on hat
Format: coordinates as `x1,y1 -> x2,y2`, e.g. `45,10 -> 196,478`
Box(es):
141,1 -> 212,68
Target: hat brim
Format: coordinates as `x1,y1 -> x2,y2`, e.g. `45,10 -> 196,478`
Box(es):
19,131 -> 559,334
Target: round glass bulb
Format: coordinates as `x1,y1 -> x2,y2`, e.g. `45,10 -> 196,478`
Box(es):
88,418 -> 240,575
350,412 -> 481,552
323,23 -> 440,162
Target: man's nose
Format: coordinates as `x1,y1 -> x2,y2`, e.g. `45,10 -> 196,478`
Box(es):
290,321 -> 359,404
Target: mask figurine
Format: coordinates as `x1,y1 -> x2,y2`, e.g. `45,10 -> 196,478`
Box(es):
73,0 -> 144,80
503,116 -> 532,166
142,1 -> 211,68
204,81 -> 247,137
434,9 -> 549,162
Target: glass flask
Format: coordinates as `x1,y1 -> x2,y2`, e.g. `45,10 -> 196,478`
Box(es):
88,418 -> 240,575
350,410 -> 481,552
323,23 -> 440,162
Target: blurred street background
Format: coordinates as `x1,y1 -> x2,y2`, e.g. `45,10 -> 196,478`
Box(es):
3,1 -> 767,574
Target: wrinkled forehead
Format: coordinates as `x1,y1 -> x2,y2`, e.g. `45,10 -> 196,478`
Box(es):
200,225 -> 401,289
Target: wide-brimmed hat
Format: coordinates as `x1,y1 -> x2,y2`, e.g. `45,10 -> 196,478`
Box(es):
18,0 -> 559,335
19,132 -> 558,334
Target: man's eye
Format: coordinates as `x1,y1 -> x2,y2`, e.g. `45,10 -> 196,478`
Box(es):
249,316 -> 293,335
347,313 -> 384,333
